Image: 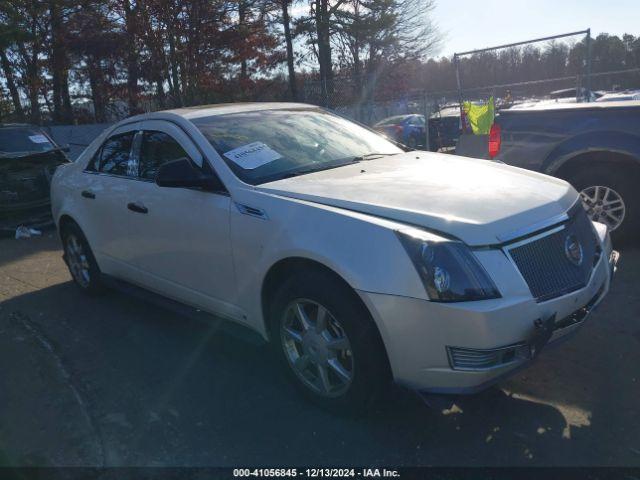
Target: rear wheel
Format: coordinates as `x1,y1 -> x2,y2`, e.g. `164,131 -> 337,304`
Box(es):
579,185 -> 625,231
565,165 -> 639,243
61,222 -> 104,294
269,269 -> 390,413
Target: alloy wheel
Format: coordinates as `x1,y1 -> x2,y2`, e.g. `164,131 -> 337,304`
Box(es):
65,234 -> 91,287
579,185 -> 626,232
280,299 -> 354,397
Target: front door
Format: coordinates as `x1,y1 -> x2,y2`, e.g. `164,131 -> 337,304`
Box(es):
122,120 -> 241,321
78,124 -> 140,279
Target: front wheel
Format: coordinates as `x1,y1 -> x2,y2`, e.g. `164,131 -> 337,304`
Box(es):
280,298 -> 355,398
269,269 -> 390,413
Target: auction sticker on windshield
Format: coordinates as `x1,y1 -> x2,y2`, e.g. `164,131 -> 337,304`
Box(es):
224,142 -> 282,169
29,134 -> 50,144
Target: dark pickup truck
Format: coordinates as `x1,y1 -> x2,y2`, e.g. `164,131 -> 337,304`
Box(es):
455,100 -> 640,241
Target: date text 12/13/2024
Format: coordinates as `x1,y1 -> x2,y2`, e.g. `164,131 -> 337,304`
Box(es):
233,469 -> 400,478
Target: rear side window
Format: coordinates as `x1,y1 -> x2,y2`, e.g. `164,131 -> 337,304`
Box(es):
90,132 -> 135,176
138,131 -> 190,181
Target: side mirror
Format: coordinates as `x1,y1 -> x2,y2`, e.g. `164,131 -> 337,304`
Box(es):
156,157 -> 224,191
60,144 -> 71,153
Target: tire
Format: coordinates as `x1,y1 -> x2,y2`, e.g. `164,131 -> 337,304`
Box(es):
269,268 -> 390,413
564,165 -> 640,244
60,222 -> 104,294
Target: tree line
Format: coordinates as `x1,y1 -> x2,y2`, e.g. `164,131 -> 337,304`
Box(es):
0,0 -> 438,124
1,0 -> 639,125
329,32 -> 640,109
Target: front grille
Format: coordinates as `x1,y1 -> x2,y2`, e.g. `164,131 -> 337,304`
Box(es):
447,344 -> 531,371
508,207 -> 599,302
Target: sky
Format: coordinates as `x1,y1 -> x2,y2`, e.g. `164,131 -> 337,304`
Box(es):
432,0 -> 639,57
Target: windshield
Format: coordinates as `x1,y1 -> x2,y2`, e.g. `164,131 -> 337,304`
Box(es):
0,127 -> 56,155
192,108 -> 403,185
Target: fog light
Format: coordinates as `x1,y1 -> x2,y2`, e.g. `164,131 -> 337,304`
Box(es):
447,344 -> 531,371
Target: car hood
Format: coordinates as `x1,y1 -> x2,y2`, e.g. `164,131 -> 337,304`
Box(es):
256,152 -> 578,246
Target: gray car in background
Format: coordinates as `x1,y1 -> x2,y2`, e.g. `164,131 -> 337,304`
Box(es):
456,100 -> 640,242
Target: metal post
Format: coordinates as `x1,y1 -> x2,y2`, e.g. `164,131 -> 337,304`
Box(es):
454,54 -> 465,132
585,28 -> 592,101
423,93 -> 430,151
575,73 -> 582,102
454,54 -> 463,106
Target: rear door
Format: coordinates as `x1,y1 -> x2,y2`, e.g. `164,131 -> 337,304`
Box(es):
123,120 -> 240,320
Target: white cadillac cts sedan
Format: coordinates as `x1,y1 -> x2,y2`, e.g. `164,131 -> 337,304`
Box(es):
51,103 -> 618,410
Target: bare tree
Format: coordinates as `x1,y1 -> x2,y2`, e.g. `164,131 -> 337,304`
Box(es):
280,0 -> 297,99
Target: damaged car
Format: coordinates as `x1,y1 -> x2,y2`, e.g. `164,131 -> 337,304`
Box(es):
50,103 -> 618,411
1,124 -> 70,233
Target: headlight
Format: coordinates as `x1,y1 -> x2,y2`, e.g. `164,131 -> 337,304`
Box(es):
396,229 -> 501,302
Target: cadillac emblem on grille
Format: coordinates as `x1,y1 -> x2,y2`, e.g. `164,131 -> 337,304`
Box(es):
564,234 -> 584,266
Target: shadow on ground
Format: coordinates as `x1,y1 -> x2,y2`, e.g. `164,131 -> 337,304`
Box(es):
2,267 -> 639,466
0,229 -> 60,270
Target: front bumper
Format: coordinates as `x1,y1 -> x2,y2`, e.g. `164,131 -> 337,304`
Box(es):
357,246 -> 619,394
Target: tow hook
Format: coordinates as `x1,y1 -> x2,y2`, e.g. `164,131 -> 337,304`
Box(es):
531,314 -> 556,357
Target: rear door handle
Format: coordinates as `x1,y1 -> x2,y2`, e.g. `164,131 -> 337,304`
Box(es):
127,202 -> 148,214
81,190 -> 95,199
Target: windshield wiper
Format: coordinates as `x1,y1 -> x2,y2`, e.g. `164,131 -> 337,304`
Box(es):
256,153 -> 399,185
259,159 -> 360,184
280,161 -> 358,179
351,152 -> 399,161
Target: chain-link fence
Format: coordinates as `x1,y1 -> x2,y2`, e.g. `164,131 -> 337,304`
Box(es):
299,65 -> 640,152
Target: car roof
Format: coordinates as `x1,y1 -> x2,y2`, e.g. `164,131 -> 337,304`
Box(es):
109,102 -> 324,133
502,99 -> 640,113
0,123 -> 38,128
162,102 -> 315,120
374,114 -> 417,125
431,106 -> 460,118
596,92 -> 640,101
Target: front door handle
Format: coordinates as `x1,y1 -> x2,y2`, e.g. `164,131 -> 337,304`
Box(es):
81,190 -> 95,199
127,202 -> 148,214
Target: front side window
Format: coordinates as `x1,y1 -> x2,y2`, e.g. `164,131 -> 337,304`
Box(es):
139,131 -> 190,181
93,132 -> 135,176
192,108 -> 402,185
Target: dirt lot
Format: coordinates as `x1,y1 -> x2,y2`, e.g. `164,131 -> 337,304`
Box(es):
1,233 -> 639,467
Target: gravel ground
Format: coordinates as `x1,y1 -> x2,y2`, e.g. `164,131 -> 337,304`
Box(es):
1,234 -> 639,467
